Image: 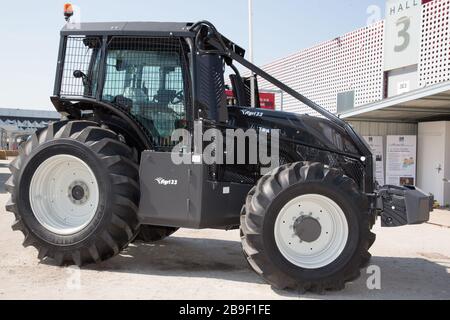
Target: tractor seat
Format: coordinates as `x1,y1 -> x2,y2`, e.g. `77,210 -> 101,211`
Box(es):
153,89 -> 177,106
123,87 -> 150,105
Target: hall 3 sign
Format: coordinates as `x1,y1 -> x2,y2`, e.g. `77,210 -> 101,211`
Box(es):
384,0 -> 422,71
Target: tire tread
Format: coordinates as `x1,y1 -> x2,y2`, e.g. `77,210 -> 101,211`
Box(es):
6,120 -> 140,267
240,162 -> 375,292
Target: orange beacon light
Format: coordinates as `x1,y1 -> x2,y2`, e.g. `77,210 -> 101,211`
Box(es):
64,3 -> 74,22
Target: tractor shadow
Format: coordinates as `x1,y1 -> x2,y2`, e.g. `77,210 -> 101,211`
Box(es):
86,235 -> 269,287
83,235 -> 450,299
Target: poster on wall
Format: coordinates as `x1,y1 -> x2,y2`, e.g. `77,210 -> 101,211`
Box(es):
363,136 -> 385,186
386,135 -> 417,186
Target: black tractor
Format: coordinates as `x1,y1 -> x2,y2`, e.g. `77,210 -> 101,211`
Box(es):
6,17 -> 433,292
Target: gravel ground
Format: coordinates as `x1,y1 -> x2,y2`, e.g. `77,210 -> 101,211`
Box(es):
0,159 -> 448,300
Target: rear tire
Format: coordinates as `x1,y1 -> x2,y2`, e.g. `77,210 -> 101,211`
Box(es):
135,225 -> 179,242
6,120 -> 140,266
240,162 -> 375,292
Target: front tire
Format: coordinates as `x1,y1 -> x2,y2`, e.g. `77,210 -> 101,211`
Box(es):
240,162 -> 374,292
6,120 -> 140,266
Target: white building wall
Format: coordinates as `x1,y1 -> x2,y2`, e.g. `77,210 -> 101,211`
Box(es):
348,121 -> 418,137
419,0 -> 450,87
386,65 -> 419,97
256,21 -> 385,115
254,0 -> 450,115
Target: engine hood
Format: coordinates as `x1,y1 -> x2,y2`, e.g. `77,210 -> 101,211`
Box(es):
228,106 -> 365,159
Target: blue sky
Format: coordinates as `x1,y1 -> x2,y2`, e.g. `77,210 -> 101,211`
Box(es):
0,0 -> 385,110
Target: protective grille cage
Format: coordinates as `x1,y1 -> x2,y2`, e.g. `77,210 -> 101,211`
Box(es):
60,36 -> 102,97
60,36 -> 188,149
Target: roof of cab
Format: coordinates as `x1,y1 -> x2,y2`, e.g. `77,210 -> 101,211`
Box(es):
61,21 -> 195,37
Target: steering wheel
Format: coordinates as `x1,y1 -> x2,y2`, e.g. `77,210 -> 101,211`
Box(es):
171,90 -> 184,105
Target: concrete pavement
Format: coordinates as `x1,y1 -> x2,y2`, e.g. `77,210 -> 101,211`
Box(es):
0,159 -> 448,300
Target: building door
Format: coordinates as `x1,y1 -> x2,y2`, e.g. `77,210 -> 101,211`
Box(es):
417,122 -> 449,206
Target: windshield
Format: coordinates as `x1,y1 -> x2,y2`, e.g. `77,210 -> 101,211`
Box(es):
102,38 -> 187,146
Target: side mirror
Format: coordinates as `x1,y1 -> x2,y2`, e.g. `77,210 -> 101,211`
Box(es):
73,70 -> 90,86
73,70 -> 84,78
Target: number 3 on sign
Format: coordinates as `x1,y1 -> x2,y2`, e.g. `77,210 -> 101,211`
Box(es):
394,16 -> 410,52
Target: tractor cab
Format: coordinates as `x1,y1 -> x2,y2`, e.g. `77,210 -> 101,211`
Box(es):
52,23 -> 196,149
51,21 -> 260,152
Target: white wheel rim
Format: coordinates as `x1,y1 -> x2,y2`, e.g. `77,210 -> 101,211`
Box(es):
274,194 -> 349,269
29,155 -> 99,236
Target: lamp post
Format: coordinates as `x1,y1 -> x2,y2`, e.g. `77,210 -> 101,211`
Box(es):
248,0 -> 256,108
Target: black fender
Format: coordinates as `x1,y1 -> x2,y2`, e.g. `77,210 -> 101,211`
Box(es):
51,96 -> 152,153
